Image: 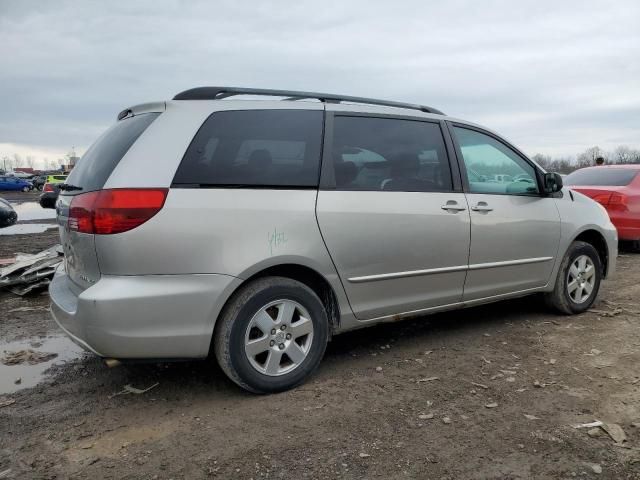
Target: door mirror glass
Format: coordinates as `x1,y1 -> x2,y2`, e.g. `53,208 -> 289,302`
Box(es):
543,172 -> 563,194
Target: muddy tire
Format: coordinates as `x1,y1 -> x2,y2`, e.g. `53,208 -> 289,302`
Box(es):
214,276 -> 329,394
545,241 -> 602,314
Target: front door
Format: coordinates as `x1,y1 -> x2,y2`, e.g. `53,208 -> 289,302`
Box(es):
316,114 -> 470,320
449,124 -> 561,301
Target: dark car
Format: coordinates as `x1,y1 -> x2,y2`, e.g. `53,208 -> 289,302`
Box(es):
32,175 -> 47,191
39,182 -> 60,209
0,197 -> 17,227
39,174 -> 68,208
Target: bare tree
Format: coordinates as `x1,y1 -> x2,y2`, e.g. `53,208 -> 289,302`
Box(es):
613,146 -> 639,164
12,153 -> 23,168
576,146 -> 607,168
531,153 -> 552,170
1,156 -> 13,172
25,155 -> 36,169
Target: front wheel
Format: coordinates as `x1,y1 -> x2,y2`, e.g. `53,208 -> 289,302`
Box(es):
22,186 -> 29,192
214,276 -> 329,393
545,241 -> 602,314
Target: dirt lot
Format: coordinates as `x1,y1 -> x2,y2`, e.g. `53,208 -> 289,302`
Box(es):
0,201 -> 639,479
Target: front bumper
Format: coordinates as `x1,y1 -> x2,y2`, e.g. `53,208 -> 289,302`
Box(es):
49,266 -> 240,359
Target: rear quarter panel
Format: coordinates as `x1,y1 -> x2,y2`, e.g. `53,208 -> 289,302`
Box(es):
94,189 -> 352,318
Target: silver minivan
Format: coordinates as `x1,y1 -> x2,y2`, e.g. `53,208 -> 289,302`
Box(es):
50,87 -> 617,393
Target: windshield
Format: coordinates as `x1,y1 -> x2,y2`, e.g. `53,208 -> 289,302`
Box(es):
565,168 -> 638,187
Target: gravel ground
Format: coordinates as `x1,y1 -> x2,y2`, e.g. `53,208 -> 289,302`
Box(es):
0,218 -> 639,479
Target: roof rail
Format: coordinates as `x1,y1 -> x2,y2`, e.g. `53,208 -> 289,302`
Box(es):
172,86 -> 444,115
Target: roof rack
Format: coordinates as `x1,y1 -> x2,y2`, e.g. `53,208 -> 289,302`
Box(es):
172,86 -> 444,115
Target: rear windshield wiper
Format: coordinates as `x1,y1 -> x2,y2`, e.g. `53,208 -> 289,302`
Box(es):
58,183 -> 83,192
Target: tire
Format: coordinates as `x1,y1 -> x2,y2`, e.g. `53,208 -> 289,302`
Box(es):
22,186 -> 29,192
545,241 -> 602,314
214,276 -> 329,394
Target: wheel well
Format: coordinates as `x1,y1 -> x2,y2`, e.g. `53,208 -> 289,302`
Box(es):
574,230 -> 608,277
235,264 -> 341,334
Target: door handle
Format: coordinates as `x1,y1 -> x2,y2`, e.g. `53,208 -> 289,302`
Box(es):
441,201 -> 466,212
471,202 -> 493,212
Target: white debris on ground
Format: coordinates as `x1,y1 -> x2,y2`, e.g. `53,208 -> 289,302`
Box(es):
0,245 -> 62,295
0,224 -> 57,236
11,202 -> 57,221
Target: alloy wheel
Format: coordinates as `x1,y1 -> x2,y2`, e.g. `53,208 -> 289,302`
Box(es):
244,299 -> 314,376
566,254 -> 596,304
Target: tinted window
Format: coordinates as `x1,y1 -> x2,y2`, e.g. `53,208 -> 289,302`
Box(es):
453,127 -> 539,195
565,168 -> 638,186
331,116 -> 452,192
173,110 -> 323,188
66,113 -> 159,193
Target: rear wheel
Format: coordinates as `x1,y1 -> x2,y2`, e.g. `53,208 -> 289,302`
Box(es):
214,276 -> 329,393
545,241 -> 602,314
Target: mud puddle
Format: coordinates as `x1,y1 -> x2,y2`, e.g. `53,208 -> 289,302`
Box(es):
0,224 -> 57,236
0,335 -> 84,394
11,202 -> 56,221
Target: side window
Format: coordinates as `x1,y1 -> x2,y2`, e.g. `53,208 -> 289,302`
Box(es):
173,110 -> 323,188
331,116 -> 452,192
453,127 -> 539,195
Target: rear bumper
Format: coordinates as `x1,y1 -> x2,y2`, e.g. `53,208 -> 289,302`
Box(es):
608,214 -> 640,241
603,225 -> 618,278
49,266 -> 240,359
39,191 -> 58,208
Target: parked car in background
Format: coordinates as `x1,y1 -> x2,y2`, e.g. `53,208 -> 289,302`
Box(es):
565,165 -> 640,245
39,175 -> 68,208
50,86 -> 617,393
31,175 -> 47,191
0,175 -> 33,191
6,171 -> 34,179
0,197 -> 18,227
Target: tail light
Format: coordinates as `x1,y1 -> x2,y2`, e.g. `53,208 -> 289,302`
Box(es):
43,183 -> 54,192
591,193 -> 612,205
608,193 -> 628,211
68,188 -> 168,234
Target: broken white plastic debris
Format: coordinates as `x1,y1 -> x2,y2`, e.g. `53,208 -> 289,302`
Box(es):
572,420 -> 604,429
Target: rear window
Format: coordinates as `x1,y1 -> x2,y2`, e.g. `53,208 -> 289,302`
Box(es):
172,110 -> 323,188
331,116 -> 452,192
565,168 -> 638,186
65,113 -> 159,193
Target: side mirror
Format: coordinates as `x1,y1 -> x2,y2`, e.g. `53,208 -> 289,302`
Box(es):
543,172 -> 563,194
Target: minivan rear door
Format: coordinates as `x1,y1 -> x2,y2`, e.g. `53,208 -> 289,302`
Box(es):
57,112 -> 161,291
316,111 -> 470,320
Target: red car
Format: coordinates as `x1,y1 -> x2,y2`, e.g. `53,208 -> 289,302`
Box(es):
564,165 -> 640,242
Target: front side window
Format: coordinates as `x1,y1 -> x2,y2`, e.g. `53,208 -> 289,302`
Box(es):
173,110 -> 323,188
453,127 -> 539,195
331,116 -> 452,192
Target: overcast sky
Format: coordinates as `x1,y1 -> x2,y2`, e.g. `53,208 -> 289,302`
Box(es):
1,0 -> 639,168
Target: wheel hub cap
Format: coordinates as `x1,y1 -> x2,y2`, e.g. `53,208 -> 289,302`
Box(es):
244,299 -> 314,376
567,255 -> 596,304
